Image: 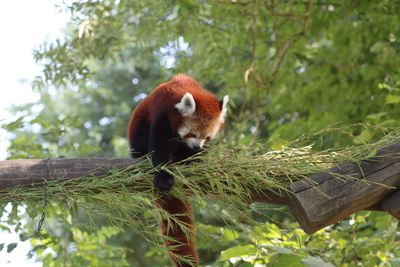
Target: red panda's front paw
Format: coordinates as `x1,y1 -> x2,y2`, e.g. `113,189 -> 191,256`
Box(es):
153,171 -> 174,191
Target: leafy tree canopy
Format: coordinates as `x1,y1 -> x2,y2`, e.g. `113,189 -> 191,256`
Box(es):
2,0 -> 400,266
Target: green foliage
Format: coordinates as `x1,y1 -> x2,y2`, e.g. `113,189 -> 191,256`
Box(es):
2,135 -> 400,266
2,0 -> 400,266
197,213 -> 400,266
31,225 -> 129,267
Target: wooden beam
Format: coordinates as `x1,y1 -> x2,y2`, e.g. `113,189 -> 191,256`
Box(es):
389,211 -> 400,220
247,189 -> 289,205
381,190 -> 400,211
0,157 -> 291,205
287,144 -> 400,234
0,158 -> 137,190
0,147 -> 399,235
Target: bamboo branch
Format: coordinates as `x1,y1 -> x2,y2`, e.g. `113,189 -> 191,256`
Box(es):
0,144 -> 399,235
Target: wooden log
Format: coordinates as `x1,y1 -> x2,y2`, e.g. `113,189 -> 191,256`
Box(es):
381,190 -> 400,211
0,158 -> 291,205
0,158 -> 137,190
247,189 -> 289,205
288,144 -> 400,234
389,211 -> 400,220
0,148 -> 399,234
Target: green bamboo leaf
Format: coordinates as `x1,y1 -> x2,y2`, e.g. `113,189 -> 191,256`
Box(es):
265,245 -> 292,254
7,243 -> 17,253
302,256 -> 334,267
385,94 -> 400,104
270,254 -> 303,266
2,117 -> 24,131
218,245 -> 257,261
353,130 -> 373,144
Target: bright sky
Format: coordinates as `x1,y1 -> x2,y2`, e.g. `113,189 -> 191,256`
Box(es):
0,1 -> 69,265
0,0 -> 69,160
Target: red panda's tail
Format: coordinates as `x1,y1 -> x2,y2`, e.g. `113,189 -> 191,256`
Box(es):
156,195 -> 198,267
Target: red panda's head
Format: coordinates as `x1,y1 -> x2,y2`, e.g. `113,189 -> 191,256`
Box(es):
175,93 -> 228,150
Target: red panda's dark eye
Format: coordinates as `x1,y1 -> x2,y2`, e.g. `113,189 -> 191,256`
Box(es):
183,133 -> 196,139
205,136 -> 211,142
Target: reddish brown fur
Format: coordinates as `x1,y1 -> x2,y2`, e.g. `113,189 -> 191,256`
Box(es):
156,195 -> 198,267
127,74 -> 221,147
127,74 -> 223,266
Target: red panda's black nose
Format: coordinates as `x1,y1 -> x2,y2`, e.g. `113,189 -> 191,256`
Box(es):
192,144 -> 201,150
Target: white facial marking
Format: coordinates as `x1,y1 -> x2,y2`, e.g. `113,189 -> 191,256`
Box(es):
177,124 -> 190,138
175,93 -> 196,116
210,123 -> 221,139
186,138 -> 206,149
221,95 -> 229,121
199,139 -> 206,148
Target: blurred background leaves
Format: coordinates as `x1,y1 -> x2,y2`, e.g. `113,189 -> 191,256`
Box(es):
2,0 -> 400,266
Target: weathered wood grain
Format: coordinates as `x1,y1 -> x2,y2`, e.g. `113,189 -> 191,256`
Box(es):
381,190 -> 400,211
0,146 -> 399,235
0,158 -> 138,190
288,144 -> 400,234
389,211 -> 400,220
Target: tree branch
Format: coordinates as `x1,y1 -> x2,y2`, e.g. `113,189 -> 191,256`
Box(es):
1,143 -> 400,235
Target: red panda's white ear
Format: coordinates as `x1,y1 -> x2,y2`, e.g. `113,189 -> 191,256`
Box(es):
175,93 -> 196,116
221,95 -> 229,120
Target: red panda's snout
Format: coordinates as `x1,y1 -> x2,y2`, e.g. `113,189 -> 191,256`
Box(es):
177,124 -> 211,150
175,92 -> 228,150
127,74 -> 229,267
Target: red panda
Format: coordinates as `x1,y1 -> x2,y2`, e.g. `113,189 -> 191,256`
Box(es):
127,74 -> 228,266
